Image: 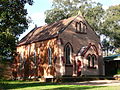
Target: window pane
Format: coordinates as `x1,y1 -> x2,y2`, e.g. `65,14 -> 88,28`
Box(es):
34,49 -> 36,63
92,57 -> 94,67
76,22 -> 79,32
65,45 -> 71,64
83,24 -> 86,33
79,22 -> 81,32
92,55 -> 96,67
87,55 -> 91,67
81,22 -> 84,32
48,48 -> 52,65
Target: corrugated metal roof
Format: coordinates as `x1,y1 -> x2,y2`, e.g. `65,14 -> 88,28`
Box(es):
104,54 -> 120,61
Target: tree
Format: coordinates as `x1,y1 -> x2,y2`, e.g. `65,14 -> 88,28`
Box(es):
102,39 -> 115,56
0,0 -> 33,60
101,4 -> 120,48
45,0 -> 105,33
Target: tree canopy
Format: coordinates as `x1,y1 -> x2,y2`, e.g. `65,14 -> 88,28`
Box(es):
45,0 -> 120,54
100,4 -> 120,55
45,0 -> 105,33
0,0 -> 33,60
101,4 -> 120,47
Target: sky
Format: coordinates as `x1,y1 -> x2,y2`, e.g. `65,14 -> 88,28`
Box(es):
19,0 -> 120,40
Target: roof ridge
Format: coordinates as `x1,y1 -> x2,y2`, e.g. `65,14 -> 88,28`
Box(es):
58,15 -> 78,34
18,15 -> 80,46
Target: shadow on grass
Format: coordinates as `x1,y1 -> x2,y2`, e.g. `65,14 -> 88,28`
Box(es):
0,81 -> 106,90
0,81 -> 57,89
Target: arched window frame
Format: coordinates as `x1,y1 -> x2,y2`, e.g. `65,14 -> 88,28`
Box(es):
75,21 -> 87,34
19,52 -> 24,70
86,54 -> 91,68
76,22 -> 81,33
33,49 -> 37,63
86,54 -> 96,69
64,42 -> 73,65
91,54 -> 97,67
20,53 -> 23,63
20,51 -> 25,63
83,23 -> 87,33
48,47 -> 52,65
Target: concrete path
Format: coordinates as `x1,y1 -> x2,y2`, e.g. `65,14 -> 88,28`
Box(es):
60,80 -> 120,86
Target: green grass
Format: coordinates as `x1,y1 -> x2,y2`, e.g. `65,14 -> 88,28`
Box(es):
0,80 -> 119,90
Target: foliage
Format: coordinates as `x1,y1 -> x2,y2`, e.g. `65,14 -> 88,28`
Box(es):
102,39 -> 115,56
114,48 -> 120,54
45,0 -> 105,33
101,4 -> 120,48
0,0 -> 33,60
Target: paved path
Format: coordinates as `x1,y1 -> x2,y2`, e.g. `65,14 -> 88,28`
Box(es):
60,80 -> 120,86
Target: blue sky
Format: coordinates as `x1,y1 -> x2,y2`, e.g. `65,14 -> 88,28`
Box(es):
19,0 -> 120,40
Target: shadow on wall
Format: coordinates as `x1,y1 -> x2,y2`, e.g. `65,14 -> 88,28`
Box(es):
0,61 -> 12,80
12,40 -> 60,80
12,20 -> 69,80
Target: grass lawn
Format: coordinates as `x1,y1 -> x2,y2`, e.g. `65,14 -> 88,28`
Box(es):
0,80 -> 119,90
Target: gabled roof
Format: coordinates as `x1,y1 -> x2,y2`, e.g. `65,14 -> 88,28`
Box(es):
18,16 -> 77,46
78,43 -> 99,56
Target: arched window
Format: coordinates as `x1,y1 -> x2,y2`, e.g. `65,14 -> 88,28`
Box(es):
83,24 -> 87,33
20,53 -> 23,63
20,51 -> 24,63
76,21 -> 87,34
86,54 -> 91,67
48,47 -> 52,65
33,49 -> 36,63
91,54 -> 97,67
86,54 -> 97,69
64,43 -> 72,64
76,22 -> 81,32
19,52 -> 24,70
